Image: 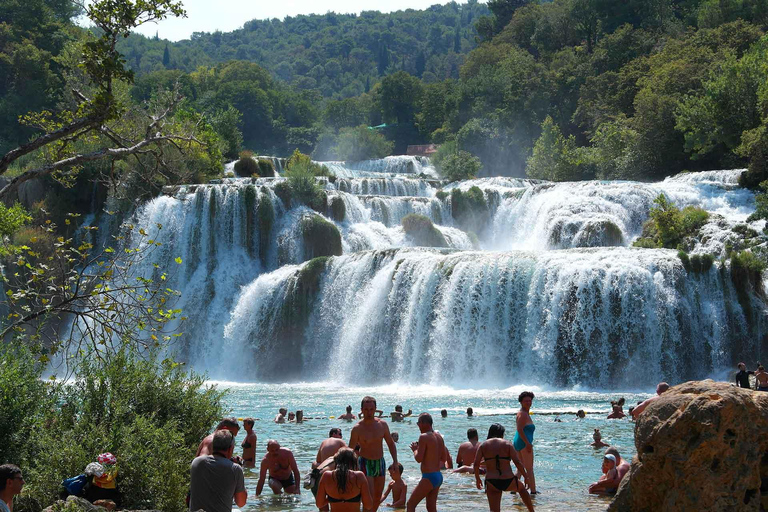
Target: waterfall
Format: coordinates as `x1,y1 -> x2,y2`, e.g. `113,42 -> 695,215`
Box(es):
221,247 -> 757,387
103,165 -> 766,387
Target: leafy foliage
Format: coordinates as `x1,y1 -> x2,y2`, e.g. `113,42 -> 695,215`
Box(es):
435,148 -> 482,181
234,151 -> 259,177
633,194 -> 710,249
334,125 -> 394,161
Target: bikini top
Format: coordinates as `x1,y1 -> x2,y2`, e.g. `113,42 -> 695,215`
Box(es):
327,493 -> 362,503
483,454 -> 511,471
241,441 -> 252,449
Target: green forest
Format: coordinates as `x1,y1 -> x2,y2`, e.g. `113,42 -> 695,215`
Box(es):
2,0 -> 768,191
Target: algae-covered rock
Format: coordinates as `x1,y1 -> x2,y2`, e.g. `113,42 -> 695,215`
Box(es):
450,186 -> 489,235
330,195 -> 346,222
300,214 -> 343,260
576,219 -> 624,247
402,214 -> 447,248
609,381 -> 768,512
273,181 -> 292,207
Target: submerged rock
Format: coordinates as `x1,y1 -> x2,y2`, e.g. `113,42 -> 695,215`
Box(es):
609,381 -> 768,511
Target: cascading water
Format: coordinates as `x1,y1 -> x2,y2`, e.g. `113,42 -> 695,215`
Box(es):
108,163 -> 766,386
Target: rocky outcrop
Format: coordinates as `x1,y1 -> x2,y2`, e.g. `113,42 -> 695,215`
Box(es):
609,380 -> 768,511
41,496 -> 160,512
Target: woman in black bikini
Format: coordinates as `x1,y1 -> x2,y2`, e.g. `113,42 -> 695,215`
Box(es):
316,448 -> 373,511
473,423 -> 534,512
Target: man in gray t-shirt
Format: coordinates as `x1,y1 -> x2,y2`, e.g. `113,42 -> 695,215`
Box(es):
190,430 -> 247,512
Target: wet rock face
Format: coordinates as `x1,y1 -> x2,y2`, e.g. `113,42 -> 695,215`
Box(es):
609,381 -> 768,512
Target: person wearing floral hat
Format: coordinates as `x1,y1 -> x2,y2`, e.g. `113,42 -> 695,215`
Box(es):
85,453 -> 120,505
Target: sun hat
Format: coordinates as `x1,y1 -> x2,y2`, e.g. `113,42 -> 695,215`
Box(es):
98,452 -> 117,465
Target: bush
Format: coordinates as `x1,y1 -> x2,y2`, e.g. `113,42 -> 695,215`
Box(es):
234,152 -> 259,177
257,158 -> 276,177
274,181 -> 293,207
401,213 -> 447,247
435,189 -> 448,201
0,344 -> 52,467
633,195 -> 709,249
334,125 -> 394,162
678,250 -> 691,271
21,347 -> 225,512
689,253 -> 714,273
437,150 -> 482,181
300,214 -> 343,259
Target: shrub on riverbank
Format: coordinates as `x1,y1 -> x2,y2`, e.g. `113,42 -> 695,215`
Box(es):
234,151 -> 259,177
2,346 -> 225,512
633,194 -> 710,249
257,158 -> 276,177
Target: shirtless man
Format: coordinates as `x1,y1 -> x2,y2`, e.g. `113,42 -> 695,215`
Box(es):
436,431 -> 453,470
605,446 -> 630,482
196,417 -> 240,457
631,382 -> 670,419
311,428 -> 346,509
316,428 -> 347,463
406,413 -> 444,512
588,454 -> 619,495
349,396 -> 398,512
390,405 -> 413,422
756,365 -> 768,391
339,405 -> 356,421
453,428 -> 482,474
275,408 -> 288,424
255,440 -> 301,495
241,418 -> 258,468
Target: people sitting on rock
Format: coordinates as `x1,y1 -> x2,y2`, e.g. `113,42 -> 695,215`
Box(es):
256,440 -> 301,495
339,405 -> 356,421
379,463 -> 407,509
631,382 -> 670,419
735,362 -> 754,388
390,405 -> 413,422
591,429 -> 609,448
607,398 -> 626,419
588,454 -> 619,495
755,366 -> 768,391
190,430 -> 247,512
84,453 -> 120,505
197,417 -> 240,457
0,464 -> 24,512
275,408 -> 288,423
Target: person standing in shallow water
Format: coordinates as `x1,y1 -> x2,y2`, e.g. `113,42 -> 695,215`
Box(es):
406,413 -> 444,512
349,396 -> 398,512
241,418 -> 257,468
514,391 -> 537,494
473,423 -> 534,512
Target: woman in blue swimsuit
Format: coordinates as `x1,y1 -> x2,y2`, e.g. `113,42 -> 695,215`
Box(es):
514,391 -> 537,494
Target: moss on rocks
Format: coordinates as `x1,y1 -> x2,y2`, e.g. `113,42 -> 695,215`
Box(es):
243,185 -> 257,257
578,219 -> 624,247
300,214 -> 343,260
273,181 -> 292,207
257,158 -> 276,177
401,213 -> 448,248
450,186 -> 489,235
257,189 -> 275,265
330,196 -> 346,222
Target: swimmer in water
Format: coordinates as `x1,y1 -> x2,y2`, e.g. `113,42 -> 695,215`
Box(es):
591,429 -> 609,448
339,405 -> 356,421
390,405 -> 413,422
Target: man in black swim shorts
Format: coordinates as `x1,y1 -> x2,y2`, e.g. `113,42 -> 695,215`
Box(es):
256,440 -> 301,496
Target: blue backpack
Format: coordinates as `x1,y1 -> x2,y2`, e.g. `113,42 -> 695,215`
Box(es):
60,474 -> 88,496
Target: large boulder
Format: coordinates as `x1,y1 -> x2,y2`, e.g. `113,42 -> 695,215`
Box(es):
609,380 -> 768,511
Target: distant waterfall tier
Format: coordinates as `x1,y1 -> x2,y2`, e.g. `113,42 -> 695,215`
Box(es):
221,247 -> 762,387
321,156 -> 438,178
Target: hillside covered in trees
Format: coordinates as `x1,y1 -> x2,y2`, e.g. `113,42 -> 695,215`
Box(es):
3,0 -> 768,187
117,2 -> 490,98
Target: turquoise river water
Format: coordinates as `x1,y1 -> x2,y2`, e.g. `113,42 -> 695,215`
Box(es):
218,382 -> 653,511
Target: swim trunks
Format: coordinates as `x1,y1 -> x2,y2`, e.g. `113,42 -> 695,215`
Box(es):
759,386 -> 768,392
422,471 -> 443,488
270,474 -> 295,489
359,456 -> 386,477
